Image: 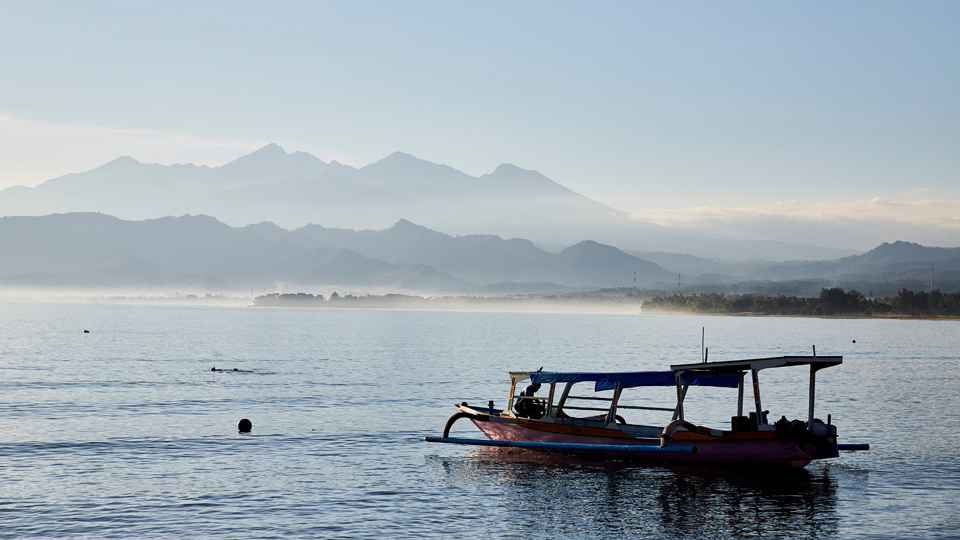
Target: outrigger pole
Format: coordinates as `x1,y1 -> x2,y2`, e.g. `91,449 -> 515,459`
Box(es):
424,436 -> 697,454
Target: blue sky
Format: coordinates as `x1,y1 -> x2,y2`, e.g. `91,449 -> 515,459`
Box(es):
1,1 -> 958,247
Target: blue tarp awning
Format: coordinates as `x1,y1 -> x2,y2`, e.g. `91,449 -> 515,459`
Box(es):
529,371 -> 739,391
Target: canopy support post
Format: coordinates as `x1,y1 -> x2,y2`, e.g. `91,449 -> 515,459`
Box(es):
751,369 -> 763,425
606,381 -> 623,425
546,383 -> 556,418
808,365 -> 817,426
737,371 -> 745,417
673,377 -> 690,421
507,371 -> 529,414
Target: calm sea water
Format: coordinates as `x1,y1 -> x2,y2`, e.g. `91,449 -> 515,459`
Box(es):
0,303 -> 958,539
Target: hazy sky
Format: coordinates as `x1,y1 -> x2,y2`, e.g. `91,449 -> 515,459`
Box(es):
1,1 -> 958,247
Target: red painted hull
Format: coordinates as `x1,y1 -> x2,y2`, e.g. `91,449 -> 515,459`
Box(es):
472,418 -> 827,468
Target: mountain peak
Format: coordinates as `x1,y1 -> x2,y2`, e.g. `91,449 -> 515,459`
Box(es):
369,151 -> 439,170
492,163 -> 526,174
382,219 -> 452,243
102,156 -> 140,169
384,151 -> 416,161
561,239 -> 606,255
480,163 -> 576,197
389,218 -> 432,233
358,152 -> 473,188
226,143 -> 290,166
253,143 -> 287,155
225,143 -> 328,173
858,240 -> 958,264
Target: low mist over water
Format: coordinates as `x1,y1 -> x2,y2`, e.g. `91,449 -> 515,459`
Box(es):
1,303 -> 957,538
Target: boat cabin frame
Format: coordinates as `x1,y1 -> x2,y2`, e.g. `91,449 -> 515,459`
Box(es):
505,355 -> 841,433
671,355 -> 842,430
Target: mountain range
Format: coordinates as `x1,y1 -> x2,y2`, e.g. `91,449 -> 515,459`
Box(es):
1,213 -> 955,296
0,144 -> 857,261
0,213 -> 675,294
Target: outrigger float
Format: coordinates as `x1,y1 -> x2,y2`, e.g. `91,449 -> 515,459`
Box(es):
426,355 -> 869,468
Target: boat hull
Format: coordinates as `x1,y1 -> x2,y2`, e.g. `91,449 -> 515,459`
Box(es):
471,417 -> 826,468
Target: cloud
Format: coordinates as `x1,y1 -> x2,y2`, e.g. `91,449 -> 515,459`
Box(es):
632,197 -> 960,228
630,197 -> 960,249
0,113 -> 266,189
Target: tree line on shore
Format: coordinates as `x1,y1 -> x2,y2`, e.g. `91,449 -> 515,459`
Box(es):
642,287 -> 960,317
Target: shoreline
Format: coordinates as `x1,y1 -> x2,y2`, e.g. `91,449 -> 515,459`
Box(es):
3,291 -> 958,320
640,309 -> 960,321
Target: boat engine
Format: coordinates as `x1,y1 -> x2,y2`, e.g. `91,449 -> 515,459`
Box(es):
774,416 -> 812,446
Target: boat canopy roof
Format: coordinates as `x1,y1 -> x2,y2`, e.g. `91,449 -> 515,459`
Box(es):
529,370 -> 740,392
671,355 -> 842,374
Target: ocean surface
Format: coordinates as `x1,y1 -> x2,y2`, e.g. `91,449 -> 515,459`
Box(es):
0,303 -> 958,539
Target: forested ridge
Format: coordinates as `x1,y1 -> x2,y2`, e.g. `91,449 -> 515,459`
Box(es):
643,288 -> 960,317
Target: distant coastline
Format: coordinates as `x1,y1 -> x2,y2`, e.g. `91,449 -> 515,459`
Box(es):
3,287 -> 958,319
642,287 -> 960,319
247,287 -> 960,319
252,289 -> 649,314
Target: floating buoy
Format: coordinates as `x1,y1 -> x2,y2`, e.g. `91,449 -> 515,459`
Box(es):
83,330 -> 89,333
211,367 -> 217,371
238,418 -> 252,433
852,340 -> 856,343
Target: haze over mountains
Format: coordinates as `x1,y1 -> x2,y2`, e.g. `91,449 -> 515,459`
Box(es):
0,144 -> 856,261
1,213 -> 955,297
1,144 -> 955,297
0,213 -> 676,294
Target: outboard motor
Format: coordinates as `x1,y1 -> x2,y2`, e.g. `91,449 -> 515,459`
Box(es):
775,416 -> 839,459
774,416 -> 810,445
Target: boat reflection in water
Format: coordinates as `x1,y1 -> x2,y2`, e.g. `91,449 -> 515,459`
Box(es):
435,448 -> 839,539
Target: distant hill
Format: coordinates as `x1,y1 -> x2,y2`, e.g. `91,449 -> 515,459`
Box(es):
0,213 -> 470,294
623,241 -> 960,290
1,213 -> 953,296
275,219 -> 672,287
556,241 -> 673,288
850,241 -> 960,266
624,250 -> 777,279
0,144 -> 857,261
0,213 -> 675,294
745,241 -> 960,282
281,219 -> 557,285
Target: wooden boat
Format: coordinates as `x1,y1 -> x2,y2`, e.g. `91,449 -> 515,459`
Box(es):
426,355 -> 868,468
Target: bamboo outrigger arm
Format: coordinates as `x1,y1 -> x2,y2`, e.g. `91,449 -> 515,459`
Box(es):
424,436 -> 698,454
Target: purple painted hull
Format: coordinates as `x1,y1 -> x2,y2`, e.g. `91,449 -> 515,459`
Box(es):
472,419 -> 822,468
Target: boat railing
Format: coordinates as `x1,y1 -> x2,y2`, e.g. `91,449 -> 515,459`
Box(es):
564,395 -> 675,413
515,394 -> 677,415
561,405 -> 613,412
616,405 -> 676,412
560,394 -> 613,413
513,395 -> 612,413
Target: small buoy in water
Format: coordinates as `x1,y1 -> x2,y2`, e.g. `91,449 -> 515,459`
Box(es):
852,340 -> 857,343
211,366 -> 216,371
238,418 -> 252,433
233,368 -> 238,371
83,330 -> 89,333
